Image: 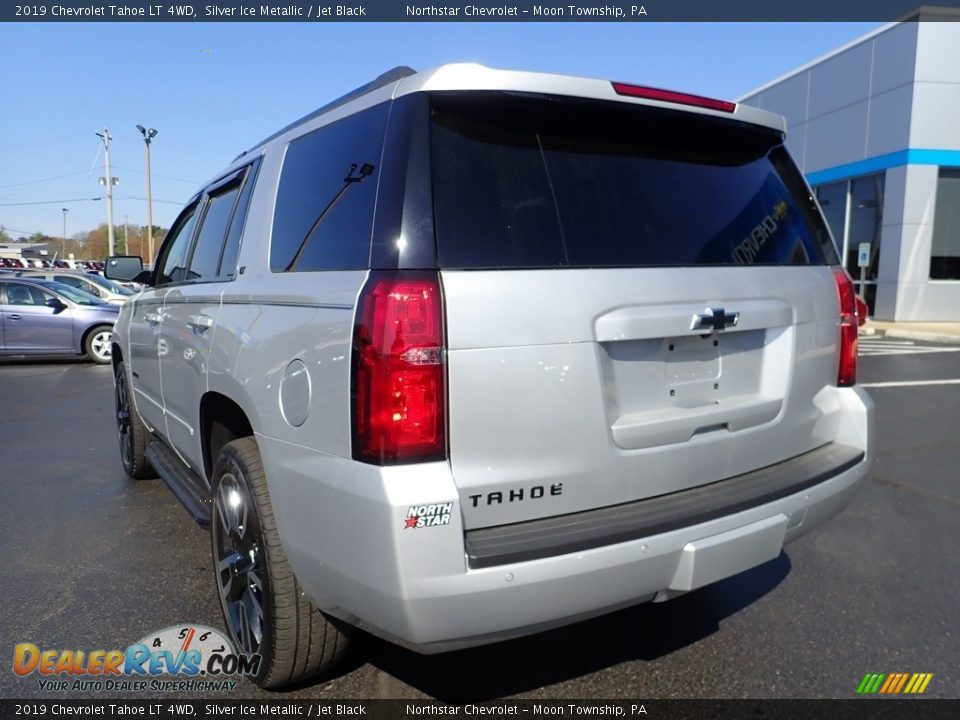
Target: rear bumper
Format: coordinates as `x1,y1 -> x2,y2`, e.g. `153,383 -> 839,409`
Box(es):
465,442 -> 863,569
257,386 -> 873,653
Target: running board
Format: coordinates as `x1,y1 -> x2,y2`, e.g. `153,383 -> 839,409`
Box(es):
145,441 -> 212,526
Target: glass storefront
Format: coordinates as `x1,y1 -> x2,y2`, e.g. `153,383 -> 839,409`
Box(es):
930,169 -> 960,281
815,172 -> 885,312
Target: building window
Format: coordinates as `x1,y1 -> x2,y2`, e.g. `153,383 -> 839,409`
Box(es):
930,169 -> 960,280
814,172 -> 885,311
815,181 -> 846,252
848,174 -> 884,282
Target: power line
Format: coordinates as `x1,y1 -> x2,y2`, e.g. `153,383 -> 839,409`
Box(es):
0,170 -> 93,190
0,226 -> 49,236
112,164 -> 200,185
118,195 -> 185,206
0,197 -> 103,207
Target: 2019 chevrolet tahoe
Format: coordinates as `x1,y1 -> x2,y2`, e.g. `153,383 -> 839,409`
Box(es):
106,64 -> 873,688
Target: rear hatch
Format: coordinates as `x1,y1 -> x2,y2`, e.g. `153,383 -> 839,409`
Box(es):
428,92 -> 842,530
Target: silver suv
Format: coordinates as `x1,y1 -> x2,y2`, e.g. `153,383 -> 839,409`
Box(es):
106,64 -> 873,688
18,269 -> 135,305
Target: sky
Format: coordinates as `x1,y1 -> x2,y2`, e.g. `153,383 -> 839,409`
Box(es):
0,21 -> 883,240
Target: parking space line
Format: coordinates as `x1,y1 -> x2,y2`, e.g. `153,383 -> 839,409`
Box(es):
861,379 -> 960,388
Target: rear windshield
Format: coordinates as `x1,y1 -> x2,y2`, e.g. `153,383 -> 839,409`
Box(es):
430,93 -> 838,269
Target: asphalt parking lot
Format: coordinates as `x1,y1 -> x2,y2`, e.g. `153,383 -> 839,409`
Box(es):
2,337 -> 958,700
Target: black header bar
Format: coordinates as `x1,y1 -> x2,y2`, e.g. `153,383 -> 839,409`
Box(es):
5,0 -> 960,23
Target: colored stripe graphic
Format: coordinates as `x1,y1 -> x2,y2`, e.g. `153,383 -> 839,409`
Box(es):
857,672 -> 933,694
857,673 -> 886,694
894,673 -> 909,693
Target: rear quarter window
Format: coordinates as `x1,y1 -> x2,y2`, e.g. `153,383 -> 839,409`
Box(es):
270,102 -> 390,272
430,93 -> 838,269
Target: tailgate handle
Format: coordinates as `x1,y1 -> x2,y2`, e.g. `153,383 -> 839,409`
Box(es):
611,396 -> 783,450
595,301 -> 792,342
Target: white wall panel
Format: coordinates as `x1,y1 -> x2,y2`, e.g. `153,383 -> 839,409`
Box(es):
805,101 -> 870,171
808,42 -> 873,118
871,23 -> 919,94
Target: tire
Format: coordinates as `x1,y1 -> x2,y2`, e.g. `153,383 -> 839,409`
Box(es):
114,360 -> 155,479
211,437 -> 350,688
85,325 -> 113,364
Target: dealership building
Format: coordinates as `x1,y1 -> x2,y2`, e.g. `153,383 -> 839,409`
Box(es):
740,10 -> 960,321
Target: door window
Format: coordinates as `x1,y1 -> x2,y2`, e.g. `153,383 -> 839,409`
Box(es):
156,204 -> 200,286
54,275 -> 101,297
186,182 -> 242,282
218,165 -> 258,279
4,283 -> 53,306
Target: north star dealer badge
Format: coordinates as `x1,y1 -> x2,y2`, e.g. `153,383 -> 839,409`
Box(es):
404,502 -> 453,529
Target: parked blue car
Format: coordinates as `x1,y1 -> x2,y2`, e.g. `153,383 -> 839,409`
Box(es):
0,277 -> 118,363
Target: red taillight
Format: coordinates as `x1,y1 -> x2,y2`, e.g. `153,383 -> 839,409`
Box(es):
834,267 -> 858,387
352,271 -> 446,464
611,82 -> 736,113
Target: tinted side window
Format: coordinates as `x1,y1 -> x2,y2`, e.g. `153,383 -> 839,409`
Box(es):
188,183 -> 242,282
54,275 -> 98,296
218,165 -> 258,278
157,204 -> 200,285
270,102 -> 390,272
5,283 -> 53,306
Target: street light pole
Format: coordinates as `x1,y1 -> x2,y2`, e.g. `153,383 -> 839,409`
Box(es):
62,208 -> 69,259
137,125 -> 158,264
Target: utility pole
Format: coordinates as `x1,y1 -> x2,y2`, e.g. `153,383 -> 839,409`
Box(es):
96,128 -> 117,256
137,125 -> 158,264
124,213 -> 130,255
62,208 -> 69,259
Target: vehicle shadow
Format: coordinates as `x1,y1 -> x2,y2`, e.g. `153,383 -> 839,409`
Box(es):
348,551 -> 791,700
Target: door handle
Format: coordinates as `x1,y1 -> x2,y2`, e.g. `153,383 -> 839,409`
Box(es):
144,312 -> 162,325
8,314 -> 22,320
188,315 -> 214,333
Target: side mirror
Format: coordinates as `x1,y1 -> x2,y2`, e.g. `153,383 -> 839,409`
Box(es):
105,256 -> 146,283
45,297 -> 67,313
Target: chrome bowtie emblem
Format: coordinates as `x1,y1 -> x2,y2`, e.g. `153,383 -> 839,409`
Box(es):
692,307 -> 740,332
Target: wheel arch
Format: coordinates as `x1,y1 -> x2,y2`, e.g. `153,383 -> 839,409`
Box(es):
111,339 -> 124,374
200,391 -> 256,483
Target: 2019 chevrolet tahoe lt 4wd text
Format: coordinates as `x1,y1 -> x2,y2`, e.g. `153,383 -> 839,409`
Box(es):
106,64 -> 873,688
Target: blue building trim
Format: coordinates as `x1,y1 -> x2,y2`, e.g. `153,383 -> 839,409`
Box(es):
806,149 -> 960,186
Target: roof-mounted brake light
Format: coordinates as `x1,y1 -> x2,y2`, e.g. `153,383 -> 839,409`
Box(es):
611,82 -> 736,113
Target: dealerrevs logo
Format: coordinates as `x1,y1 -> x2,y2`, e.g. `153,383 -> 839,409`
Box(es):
13,624 -> 260,692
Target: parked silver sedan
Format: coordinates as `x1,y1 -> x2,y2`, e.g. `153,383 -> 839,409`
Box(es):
0,278 -> 119,363
16,269 -> 136,305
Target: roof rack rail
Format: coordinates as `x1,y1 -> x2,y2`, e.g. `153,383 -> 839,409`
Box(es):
234,66 -> 417,161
